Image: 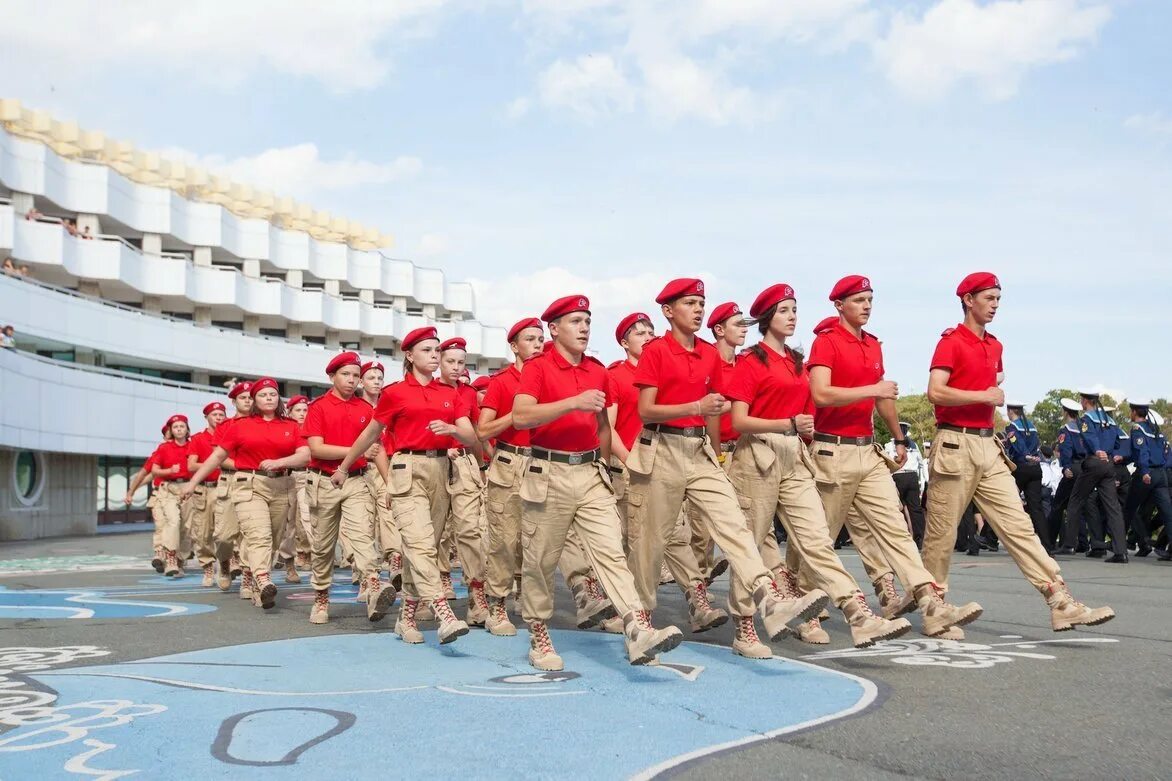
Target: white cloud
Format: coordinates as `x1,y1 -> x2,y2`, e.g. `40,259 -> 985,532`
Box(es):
504,96 -> 532,121
1125,112 -> 1172,139
538,54 -> 636,119
876,0 -> 1112,100
167,143 -> 422,198
0,0 -> 450,92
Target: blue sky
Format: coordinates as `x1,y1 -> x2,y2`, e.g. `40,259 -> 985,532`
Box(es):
1,0 -> 1168,403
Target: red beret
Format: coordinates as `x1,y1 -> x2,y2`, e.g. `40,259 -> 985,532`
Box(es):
706,301 -> 742,329
202,402 -> 225,416
471,376 -> 491,391
656,278 -> 705,305
227,381 -> 252,399
749,284 -> 796,318
360,360 -> 385,376
160,421 -> 170,435
614,312 -> 652,345
165,414 -> 188,429
828,275 -> 872,301
507,317 -> 542,343
325,351 -> 361,375
251,377 -> 279,395
401,327 -> 439,352
460,367 -> 471,378
287,395 -> 309,408
542,295 -> 590,322
812,316 -> 838,335
956,271 -> 1001,298
439,337 -> 467,352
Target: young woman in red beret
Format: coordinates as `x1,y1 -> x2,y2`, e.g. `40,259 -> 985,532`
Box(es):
187,402 -> 227,587
183,378 -> 309,610
149,415 -> 195,577
125,420 -> 173,573
357,360 -> 403,594
211,382 -> 253,597
337,327 -> 475,647
273,394 -> 312,584
724,283 -> 912,655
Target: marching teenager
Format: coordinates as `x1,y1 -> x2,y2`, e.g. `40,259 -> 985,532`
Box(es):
303,353 -> 396,625
336,328 -> 473,647
182,378 -> 310,611
511,295 -> 683,671
725,283 -> 912,653
628,278 -> 829,655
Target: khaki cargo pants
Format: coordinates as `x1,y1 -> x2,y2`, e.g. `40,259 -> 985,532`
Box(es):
728,433 -> 865,614
444,452 -> 487,583
387,453 -> 450,602
520,456 -> 643,623
156,482 -> 192,557
363,467 -> 400,559
213,472 -> 241,565
923,429 -> 1061,591
612,463 -> 703,595
306,470 -> 379,592
189,483 -> 217,567
626,429 -> 774,611
484,448 -> 526,599
231,472 -> 291,578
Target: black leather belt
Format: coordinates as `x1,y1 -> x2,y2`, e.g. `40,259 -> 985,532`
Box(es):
496,441 -> 530,455
813,433 -> 874,446
201,480 -> 218,487
646,423 -> 706,438
938,424 -> 994,437
308,466 -> 365,477
221,467 -> 236,474
530,446 -> 601,465
399,449 -> 449,458
236,468 -> 291,478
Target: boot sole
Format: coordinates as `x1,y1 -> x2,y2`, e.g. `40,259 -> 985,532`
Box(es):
487,622 -> 517,637
577,603 -> 618,629
733,645 -> 773,660
707,558 -> 729,585
690,612 -> 729,633
853,620 -> 912,648
368,587 -> 398,622
439,623 -> 470,645
151,558 -> 164,573
260,583 -> 278,610
770,593 -> 831,641
631,629 -> 684,665
284,572 -> 301,584
924,605 -> 983,636
309,614 -> 329,625
1054,610 -> 1115,632
529,657 -> 565,671
390,572 -> 403,591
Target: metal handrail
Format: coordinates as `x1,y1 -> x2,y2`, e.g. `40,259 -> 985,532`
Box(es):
2,347 -> 223,393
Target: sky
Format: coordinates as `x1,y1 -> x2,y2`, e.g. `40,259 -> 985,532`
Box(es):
1,0 -> 1169,403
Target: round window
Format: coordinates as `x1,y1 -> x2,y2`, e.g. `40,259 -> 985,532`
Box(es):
13,451 -> 45,506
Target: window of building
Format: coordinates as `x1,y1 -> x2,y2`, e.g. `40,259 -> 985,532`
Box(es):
97,456 -> 150,524
12,450 -> 45,506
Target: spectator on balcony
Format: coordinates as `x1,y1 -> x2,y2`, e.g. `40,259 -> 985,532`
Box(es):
2,257 -> 16,276
17,264 -> 29,277
1,325 -> 15,349
24,207 -> 41,221
82,226 -> 94,240
64,219 -> 78,236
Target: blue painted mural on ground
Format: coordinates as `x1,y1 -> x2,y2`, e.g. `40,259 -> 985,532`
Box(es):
1,632 -> 874,779
0,587 -> 216,619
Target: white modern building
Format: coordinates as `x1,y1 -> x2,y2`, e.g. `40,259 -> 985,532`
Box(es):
0,100 -> 508,540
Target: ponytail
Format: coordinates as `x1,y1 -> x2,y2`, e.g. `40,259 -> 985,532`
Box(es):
744,301 -> 803,374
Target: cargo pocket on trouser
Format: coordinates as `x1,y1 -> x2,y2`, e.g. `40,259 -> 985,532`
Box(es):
811,444 -> 839,487
596,461 -> 615,495
215,477 -> 229,500
626,430 -> 659,476
389,457 -> 414,497
929,434 -> 965,477
624,488 -> 647,549
194,488 -> 208,512
230,473 -> 254,505
519,459 -> 550,504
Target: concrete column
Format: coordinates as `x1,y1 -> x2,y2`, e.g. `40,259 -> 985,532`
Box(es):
286,269 -> 303,288
242,259 -> 260,278
359,289 -> 374,305
324,280 -> 340,297
358,335 -> 374,354
142,233 -> 162,256
325,329 -> 341,349
392,296 -> 407,311
194,306 -> 212,326
74,349 -> 96,366
423,304 -> 436,319
192,370 -> 211,386
193,247 -> 212,267
243,314 -> 260,335
142,295 -> 162,315
11,192 -> 34,215
286,322 -> 303,341
77,279 -> 101,297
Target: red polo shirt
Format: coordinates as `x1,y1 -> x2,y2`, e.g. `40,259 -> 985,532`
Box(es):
724,343 -> 814,419
302,391 -> 373,470
633,334 -> 723,428
716,354 -> 740,443
142,452 -> 163,487
374,373 -> 472,453
188,429 -> 222,481
607,359 -> 644,450
480,364 -> 529,447
930,325 -> 1003,428
152,440 -> 192,481
807,322 -> 884,437
517,347 -> 611,452
216,415 -> 305,470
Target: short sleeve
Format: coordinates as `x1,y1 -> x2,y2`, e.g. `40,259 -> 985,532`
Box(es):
481,376 -> 504,412
806,334 -> 836,370
723,355 -> 761,406
217,421 -> 242,455
516,358 -> 546,400
632,341 -> 663,389
454,388 -> 474,421
141,452 -> 157,471
302,401 -> 326,438
372,387 -> 400,427
599,366 -> 614,407
929,337 -> 955,372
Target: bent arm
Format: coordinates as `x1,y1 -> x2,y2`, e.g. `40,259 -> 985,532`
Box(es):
512,394 -> 577,429
636,385 -> 700,424
808,365 -> 876,407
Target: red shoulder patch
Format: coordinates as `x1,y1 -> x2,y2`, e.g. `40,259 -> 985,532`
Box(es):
941,327 -> 956,337
1058,433 -> 1066,443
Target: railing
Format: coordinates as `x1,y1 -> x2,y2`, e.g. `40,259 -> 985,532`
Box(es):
11,348 -> 224,393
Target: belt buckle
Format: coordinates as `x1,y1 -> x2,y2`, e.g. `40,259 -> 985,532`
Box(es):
684,426 -> 698,436
568,454 -> 583,465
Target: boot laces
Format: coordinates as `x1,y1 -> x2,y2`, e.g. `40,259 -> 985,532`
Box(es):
530,622 -> 555,654
585,577 -> 607,602
203,563 -> 214,575
441,572 -> 453,591
691,581 -> 713,610
434,598 -> 457,623
489,597 -> 508,622
635,609 -> 654,630
471,582 -> 490,610
879,573 -> 901,605
256,572 -> 272,587
854,592 -> 876,617
367,574 -> 382,591
776,567 -> 802,599
313,590 -> 329,609
735,615 -> 761,643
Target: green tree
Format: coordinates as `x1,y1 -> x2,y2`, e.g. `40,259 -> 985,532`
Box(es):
872,394 -> 1004,445
1028,388 -> 1076,445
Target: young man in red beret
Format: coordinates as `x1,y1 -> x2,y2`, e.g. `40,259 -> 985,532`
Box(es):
437,336 -> 491,626
186,402 -> 227,587
922,273 -> 1114,631
209,382 -> 253,594
475,317 -> 546,635
511,295 -> 683,670
608,311 -> 727,635
629,278 -> 830,652
806,275 -> 982,638
302,352 -> 389,625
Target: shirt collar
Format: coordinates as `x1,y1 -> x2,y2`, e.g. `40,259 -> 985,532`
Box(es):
665,332 -> 701,355
547,345 -> 586,370
831,321 -> 868,344
953,323 -> 990,345
404,372 -> 437,389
